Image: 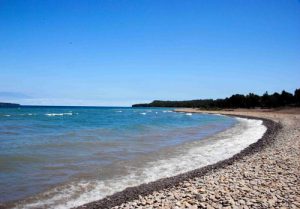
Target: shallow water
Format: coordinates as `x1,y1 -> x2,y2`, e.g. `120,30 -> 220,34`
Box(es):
0,106 -> 237,207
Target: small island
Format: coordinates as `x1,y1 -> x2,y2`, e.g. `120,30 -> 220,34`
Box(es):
0,102 -> 21,107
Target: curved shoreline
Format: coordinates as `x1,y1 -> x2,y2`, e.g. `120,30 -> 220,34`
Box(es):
75,114 -> 281,209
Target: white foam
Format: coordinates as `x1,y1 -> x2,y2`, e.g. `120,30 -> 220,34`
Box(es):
19,113 -> 36,116
186,113 -> 192,116
163,110 -> 172,113
64,113 -> 73,116
14,117 -> 266,209
45,113 -> 73,117
45,113 -> 63,116
140,112 -> 147,115
115,110 -> 122,113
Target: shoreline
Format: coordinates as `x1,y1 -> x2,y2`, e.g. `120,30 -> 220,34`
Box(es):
75,111 -> 281,209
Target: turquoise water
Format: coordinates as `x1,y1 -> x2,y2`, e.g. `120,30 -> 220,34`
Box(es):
0,106 -> 236,206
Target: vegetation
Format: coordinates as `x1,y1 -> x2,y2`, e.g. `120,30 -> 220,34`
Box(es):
0,102 -> 20,107
132,88 -> 300,109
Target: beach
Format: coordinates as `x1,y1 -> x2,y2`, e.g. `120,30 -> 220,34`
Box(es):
76,108 -> 299,209
2,0 -> 299,208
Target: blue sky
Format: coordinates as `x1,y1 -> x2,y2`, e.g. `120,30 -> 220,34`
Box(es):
1,0 -> 299,106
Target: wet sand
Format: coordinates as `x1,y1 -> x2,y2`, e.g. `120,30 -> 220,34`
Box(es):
75,108 -> 300,209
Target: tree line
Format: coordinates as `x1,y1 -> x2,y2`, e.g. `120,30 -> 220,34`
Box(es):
132,88 -> 300,109
0,102 -> 20,107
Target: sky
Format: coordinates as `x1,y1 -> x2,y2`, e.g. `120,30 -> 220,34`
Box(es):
0,0 -> 300,106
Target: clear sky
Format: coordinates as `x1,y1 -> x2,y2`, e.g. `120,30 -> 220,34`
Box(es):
1,0 -> 299,106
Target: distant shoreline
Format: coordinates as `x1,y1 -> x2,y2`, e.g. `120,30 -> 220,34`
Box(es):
132,88 -> 300,109
75,110 -> 280,209
0,102 -> 20,107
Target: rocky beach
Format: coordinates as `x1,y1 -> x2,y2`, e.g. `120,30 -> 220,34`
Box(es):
76,108 -> 299,209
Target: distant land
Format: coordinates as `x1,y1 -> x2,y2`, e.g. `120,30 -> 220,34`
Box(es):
0,102 -> 21,107
133,88 -> 300,109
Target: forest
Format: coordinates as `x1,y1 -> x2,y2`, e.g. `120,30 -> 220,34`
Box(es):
133,88 -> 300,109
0,102 -> 20,107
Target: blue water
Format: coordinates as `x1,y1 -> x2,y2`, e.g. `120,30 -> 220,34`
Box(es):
0,106 -> 236,206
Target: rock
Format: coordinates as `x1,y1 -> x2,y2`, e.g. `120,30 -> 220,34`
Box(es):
199,203 -> 206,208
239,199 -> 246,205
195,194 -> 206,202
198,188 -> 206,193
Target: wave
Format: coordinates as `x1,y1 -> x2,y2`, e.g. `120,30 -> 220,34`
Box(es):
1,113 -> 38,117
19,113 -> 36,116
45,113 -> 73,117
186,113 -> 192,116
140,112 -> 147,115
13,117 -> 266,209
163,110 -> 172,113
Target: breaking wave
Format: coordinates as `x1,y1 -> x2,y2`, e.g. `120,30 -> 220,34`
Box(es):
45,113 -> 73,116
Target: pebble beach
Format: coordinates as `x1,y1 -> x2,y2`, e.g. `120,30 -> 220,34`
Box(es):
76,108 -> 299,209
